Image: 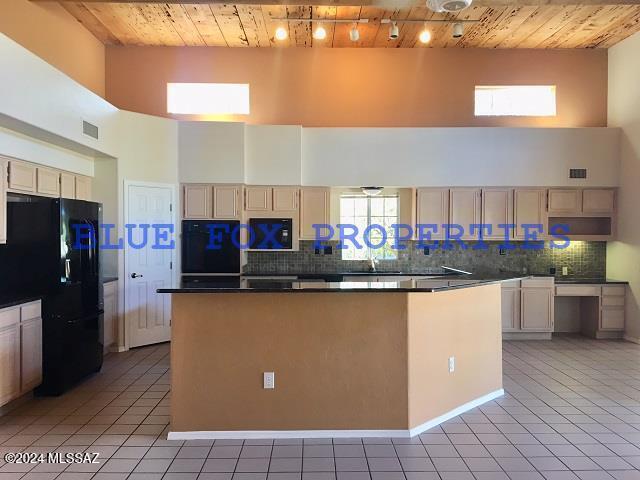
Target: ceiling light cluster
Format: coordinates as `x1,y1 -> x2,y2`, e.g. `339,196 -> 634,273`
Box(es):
273,18 -> 475,44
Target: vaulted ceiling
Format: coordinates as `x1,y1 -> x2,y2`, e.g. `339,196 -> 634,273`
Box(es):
56,1 -> 640,48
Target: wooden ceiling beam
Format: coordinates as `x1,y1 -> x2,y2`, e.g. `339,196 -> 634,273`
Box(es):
38,0 -> 640,5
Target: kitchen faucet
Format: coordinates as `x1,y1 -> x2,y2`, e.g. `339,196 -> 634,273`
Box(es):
369,257 -> 379,272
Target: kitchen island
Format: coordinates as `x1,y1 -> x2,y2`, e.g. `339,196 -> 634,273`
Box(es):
158,277 -> 514,439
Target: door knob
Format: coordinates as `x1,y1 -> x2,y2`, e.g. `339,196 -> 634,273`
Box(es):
131,273 -> 144,279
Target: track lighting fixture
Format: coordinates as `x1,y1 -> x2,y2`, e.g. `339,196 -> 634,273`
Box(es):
389,22 -> 399,39
275,27 -> 288,41
349,25 -> 360,42
419,28 -> 431,44
313,25 -> 327,40
452,22 -> 464,38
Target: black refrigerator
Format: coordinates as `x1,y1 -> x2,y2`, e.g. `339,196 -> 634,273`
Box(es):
1,193 -> 104,395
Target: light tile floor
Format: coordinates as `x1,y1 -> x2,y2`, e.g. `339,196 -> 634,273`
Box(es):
2,336 -> 640,480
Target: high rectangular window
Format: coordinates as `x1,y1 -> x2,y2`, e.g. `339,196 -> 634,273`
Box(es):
167,83 -> 250,115
339,195 -> 399,261
474,85 -> 556,117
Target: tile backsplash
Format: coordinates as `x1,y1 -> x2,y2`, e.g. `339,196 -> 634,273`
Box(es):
245,241 -> 606,279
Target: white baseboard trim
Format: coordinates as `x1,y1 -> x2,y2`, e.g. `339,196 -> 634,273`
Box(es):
624,335 -> 640,344
168,388 -> 504,441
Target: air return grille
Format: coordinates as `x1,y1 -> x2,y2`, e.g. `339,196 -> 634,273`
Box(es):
82,120 -> 99,140
569,168 -> 587,179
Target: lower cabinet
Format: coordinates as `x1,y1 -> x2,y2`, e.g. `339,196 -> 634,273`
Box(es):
521,286 -> 554,331
1,158 -> 7,244
103,281 -> 118,353
501,281 -> 521,332
0,300 -> 43,408
501,278 -> 554,337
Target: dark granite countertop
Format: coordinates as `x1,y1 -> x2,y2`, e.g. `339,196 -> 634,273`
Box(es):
0,294 -> 43,310
158,274 -> 530,294
554,278 -> 628,284
243,271 -> 449,277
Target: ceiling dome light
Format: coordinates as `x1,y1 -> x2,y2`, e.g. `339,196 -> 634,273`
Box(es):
361,186 -> 384,196
349,26 -> 360,42
275,27 -> 288,41
452,22 -> 464,38
426,0 -> 473,13
419,29 -> 431,44
313,25 -> 327,40
389,22 -> 399,39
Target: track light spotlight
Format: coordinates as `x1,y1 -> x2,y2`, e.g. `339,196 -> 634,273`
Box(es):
349,25 -> 360,42
389,22 -> 399,39
452,22 -> 464,38
313,25 -> 327,40
419,29 -> 431,44
275,26 -> 288,41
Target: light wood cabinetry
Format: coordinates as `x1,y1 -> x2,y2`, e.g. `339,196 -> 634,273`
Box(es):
449,188 -> 481,240
300,187 -> 330,240
60,172 -> 76,199
600,285 -> 625,331
213,185 -> 241,219
548,189 -> 581,215
75,175 -> 92,201
36,167 -> 61,197
582,189 -> 615,214
245,186 -> 272,211
0,159 -> 6,244
482,188 -> 513,240
416,188 -> 449,241
273,187 -> 299,212
103,281 -> 118,354
514,188 -> 547,240
183,184 -> 211,219
502,278 -> 554,335
0,300 -> 42,408
8,161 -> 36,193
521,286 -> 554,331
501,280 -> 521,332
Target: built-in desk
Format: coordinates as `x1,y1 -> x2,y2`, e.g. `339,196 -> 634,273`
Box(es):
554,283 -> 626,339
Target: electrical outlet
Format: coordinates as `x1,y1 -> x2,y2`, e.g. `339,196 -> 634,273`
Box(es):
423,247 -> 430,256
324,245 -> 333,255
562,266 -> 568,276
499,248 -> 506,256
448,357 -> 455,373
263,372 -> 275,389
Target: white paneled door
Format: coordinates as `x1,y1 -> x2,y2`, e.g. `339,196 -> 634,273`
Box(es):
125,183 -> 174,348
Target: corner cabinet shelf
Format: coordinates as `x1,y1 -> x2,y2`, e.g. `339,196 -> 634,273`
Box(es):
546,188 -> 616,241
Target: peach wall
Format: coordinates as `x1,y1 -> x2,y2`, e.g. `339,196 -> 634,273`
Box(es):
106,46 -> 607,127
1,0 -> 105,96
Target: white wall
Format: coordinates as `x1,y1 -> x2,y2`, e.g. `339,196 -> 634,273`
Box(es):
0,34 -> 119,158
178,121 -> 244,183
606,32 -> 640,342
302,127 -> 620,187
245,125 -> 302,185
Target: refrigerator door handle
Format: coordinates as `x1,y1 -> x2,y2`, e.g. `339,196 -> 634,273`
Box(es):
65,258 -> 71,278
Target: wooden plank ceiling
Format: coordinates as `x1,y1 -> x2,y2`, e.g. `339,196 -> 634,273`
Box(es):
60,2 -> 640,48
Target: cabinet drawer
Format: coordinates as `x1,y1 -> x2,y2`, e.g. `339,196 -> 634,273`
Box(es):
0,307 -> 20,329
20,302 -> 41,321
602,285 -> 625,296
602,296 -> 625,307
501,280 -> 521,289
601,308 -> 624,331
522,278 -> 554,288
555,285 -> 600,297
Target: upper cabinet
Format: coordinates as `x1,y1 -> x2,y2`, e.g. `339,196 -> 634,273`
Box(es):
273,187 -> 299,212
482,188 -> 513,240
299,187 -> 329,240
75,176 -> 92,201
0,159 -> 7,244
582,189 -> 615,215
546,188 -> 616,240
213,185 -> 241,220
183,184 -> 211,219
36,167 -> 60,197
548,189 -> 582,215
7,161 -> 36,193
449,188 -> 481,240
60,172 -> 76,199
416,188 -> 449,241
513,188 -> 547,240
245,186 -> 272,212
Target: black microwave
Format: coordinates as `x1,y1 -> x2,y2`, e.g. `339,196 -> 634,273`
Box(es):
248,218 -> 293,250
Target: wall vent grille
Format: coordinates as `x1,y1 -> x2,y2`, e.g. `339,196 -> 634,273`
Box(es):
569,168 -> 587,179
82,120 -> 99,140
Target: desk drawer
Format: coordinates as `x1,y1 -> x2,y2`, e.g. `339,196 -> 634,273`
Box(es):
603,285 -> 625,297
522,278 -> 554,288
555,285 -> 600,297
602,296 -> 625,307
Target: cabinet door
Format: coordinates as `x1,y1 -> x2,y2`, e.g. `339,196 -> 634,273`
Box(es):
183,185 -> 211,219
75,175 -> 92,201
273,187 -> 299,211
245,186 -> 272,211
36,167 -> 61,197
482,188 -> 513,240
8,161 -> 36,192
299,187 -> 330,240
501,287 -> 521,332
0,159 -> 6,244
583,189 -> 615,214
0,322 -> 20,407
213,185 -> 240,219
20,316 -> 42,393
521,288 -> 553,331
416,188 -> 449,241
449,188 -> 481,240
60,172 -> 76,199
600,308 -> 624,331
103,282 -> 118,353
514,189 -> 547,240
548,189 -> 581,215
